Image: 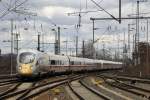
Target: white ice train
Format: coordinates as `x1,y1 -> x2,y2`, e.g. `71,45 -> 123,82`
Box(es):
16,49 -> 122,77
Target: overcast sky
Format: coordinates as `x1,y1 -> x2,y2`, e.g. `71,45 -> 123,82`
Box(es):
0,0 -> 150,55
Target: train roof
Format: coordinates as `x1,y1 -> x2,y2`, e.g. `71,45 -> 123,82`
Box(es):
18,49 -> 42,56
101,60 -> 122,64
69,56 -> 85,62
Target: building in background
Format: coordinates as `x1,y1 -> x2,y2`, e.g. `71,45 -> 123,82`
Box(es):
131,42 -> 150,77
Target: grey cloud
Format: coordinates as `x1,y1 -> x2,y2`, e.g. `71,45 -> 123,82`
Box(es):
1,0 -> 150,54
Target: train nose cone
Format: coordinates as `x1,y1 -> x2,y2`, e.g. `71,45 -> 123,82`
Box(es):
19,64 -> 32,76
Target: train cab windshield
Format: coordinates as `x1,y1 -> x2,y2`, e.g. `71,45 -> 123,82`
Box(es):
19,52 -> 35,64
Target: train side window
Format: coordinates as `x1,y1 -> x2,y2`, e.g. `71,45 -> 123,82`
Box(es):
73,61 -> 74,65
51,60 -> 56,65
71,61 -> 74,65
59,60 -> 62,65
79,62 -> 81,65
62,61 -> 65,65
49,58 -> 51,64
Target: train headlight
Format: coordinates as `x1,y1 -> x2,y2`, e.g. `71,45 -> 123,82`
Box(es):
30,66 -> 33,70
19,66 -> 22,70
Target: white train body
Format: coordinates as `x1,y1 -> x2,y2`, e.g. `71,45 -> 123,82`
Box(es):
16,49 -> 122,77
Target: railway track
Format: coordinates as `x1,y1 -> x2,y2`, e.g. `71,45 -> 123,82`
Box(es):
0,82 -> 35,100
0,74 -> 17,79
0,74 -> 20,87
81,76 -> 138,100
0,73 -> 149,100
89,77 -> 135,100
99,74 -> 150,84
67,81 -> 85,100
97,75 -> 150,100
0,78 -> 20,86
0,75 -> 84,100
16,82 -> 37,100
106,80 -> 150,99
79,79 -> 111,100
67,78 -> 111,100
0,82 -> 22,97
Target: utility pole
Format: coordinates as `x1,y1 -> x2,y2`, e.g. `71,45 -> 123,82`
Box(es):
10,19 -> 13,75
53,26 -> 61,55
58,27 -> 60,54
128,24 -> 130,51
82,40 -> 85,58
52,29 -> 58,55
123,32 -> 126,68
40,24 -> 44,52
133,34 -> 135,55
15,33 -> 19,54
91,19 -> 95,59
14,31 -> 20,54
103,42 -> 105,59
135,0 -> 140,65
76,36 -> 78,57
52,28 -> 58,55
42,34 -> 44,52
92,19 -> 95,44
146,19 -> 149,75
128,24 -> 131,58
118,34 -> 120,61
78,14 -> 81,28
119,0 -> 121,23
37,34 -> 40,51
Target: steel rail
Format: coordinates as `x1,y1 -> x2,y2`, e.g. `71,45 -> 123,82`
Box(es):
0,83 -> 22,97
98,75 -> 150,84
79,79 -> 111,100
97,75 -> 150,99
16,82 -> 37,100
0,75 -> 84,99
21,75 -> 85,100
67,82 -> 85,100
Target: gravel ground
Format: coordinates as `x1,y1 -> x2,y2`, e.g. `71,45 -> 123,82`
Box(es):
33,85 -> 72,100
0,84 -> 14,93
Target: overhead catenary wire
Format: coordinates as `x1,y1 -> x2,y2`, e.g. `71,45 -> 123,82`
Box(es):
67,10 -> 103,16
0,0 -> 29,19
1,0 -> 9,9
90,0 -> 119,22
